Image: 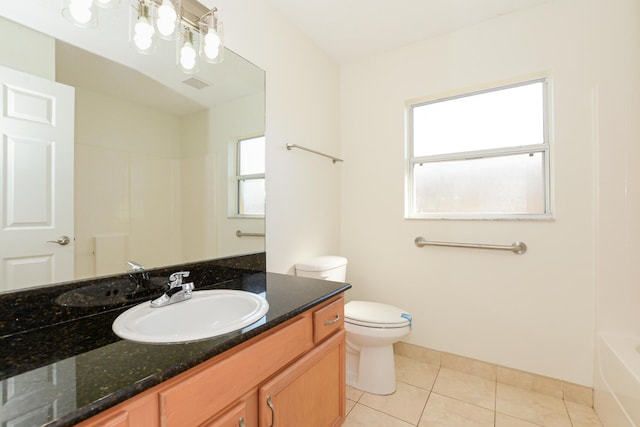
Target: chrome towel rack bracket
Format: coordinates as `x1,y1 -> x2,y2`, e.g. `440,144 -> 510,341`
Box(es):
414,237 -> 527,255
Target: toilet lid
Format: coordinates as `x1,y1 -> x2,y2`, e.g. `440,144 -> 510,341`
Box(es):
344,301 -> 411,328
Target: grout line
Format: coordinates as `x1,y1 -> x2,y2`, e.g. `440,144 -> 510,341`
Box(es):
493,375 -> 498,427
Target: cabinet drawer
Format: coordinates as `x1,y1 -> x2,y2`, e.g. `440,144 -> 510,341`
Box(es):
201,402 -> 247,427
313,297 -> 344,343
76,393 -> 158,427
159,316 -> 313,427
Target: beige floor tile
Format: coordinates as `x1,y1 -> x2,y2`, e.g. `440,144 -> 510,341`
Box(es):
496,383 -> 571,427
342,403 -> 414,427
418,393 -> 494,427
359,381 -> 430,425
495,412 -> 542,426
395,354 -> 440,390
432,367 -> 496,410
347,385 -> 364,402
565,401 -> 603,426
346,398 -> 357,416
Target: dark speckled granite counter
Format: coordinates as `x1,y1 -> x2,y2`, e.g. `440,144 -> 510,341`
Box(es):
0,253 -> 351,427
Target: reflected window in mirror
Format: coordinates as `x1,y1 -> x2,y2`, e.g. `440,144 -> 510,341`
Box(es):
234,135 -> 265,217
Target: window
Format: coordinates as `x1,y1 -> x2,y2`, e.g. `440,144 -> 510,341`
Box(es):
406,79 -> 550,219
233,135 -> 265,217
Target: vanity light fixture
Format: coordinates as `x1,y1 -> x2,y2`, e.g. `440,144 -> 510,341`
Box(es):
130,0 -> 156,54
199,8 -> 223,63
61,0 -> 224,73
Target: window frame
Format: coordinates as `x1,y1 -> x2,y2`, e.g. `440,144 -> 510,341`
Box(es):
229,134 -> 265,219
405,78 -> 552,220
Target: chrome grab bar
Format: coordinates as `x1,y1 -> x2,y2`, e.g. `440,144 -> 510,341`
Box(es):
414,237 -> 527,255
236,230 -> 265,238
286,143 -> 343,163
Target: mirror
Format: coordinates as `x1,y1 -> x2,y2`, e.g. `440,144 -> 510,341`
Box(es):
0,1 -> 265,292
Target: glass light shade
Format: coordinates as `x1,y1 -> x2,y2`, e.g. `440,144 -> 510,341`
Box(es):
61,0 -> 98,28
129,0 -> 156,54
199,13 -> 224,64
155,0 -> 180,40
177,27 -> 199,74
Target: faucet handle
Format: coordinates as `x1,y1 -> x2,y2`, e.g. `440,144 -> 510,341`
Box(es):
169,271 -> 190,287
127,260 -> 145,272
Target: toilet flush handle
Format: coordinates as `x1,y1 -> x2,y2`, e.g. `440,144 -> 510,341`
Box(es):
320,274 -> 329,279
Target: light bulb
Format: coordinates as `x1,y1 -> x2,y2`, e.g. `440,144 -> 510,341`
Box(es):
134,16 -> 154,51
157,0 -> 177,37
204,43 -> 219,60
134,33 -> 153,50
204,30 -> 220,48
158,1 -> 177,21
180,42 -> 197,70
135,18 -> 154,38
156,19 -> 176,37
69,0 -> 93,24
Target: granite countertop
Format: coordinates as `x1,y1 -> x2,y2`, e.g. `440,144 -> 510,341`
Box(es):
0,269 -> 350,427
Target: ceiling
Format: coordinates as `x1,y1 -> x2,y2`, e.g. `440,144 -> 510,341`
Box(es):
264,0 -> 555,64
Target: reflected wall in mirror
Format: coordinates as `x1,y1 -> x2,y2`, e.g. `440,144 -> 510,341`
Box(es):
0,1 -> 265,293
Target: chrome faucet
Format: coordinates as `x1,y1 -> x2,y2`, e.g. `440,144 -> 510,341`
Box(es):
150,271 -> 194,308
127,260 -> 151,293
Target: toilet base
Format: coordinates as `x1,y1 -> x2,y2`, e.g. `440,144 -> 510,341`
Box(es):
346,341 -> 397,395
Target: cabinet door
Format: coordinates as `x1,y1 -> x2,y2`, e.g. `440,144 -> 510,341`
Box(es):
259,330 -> 345,427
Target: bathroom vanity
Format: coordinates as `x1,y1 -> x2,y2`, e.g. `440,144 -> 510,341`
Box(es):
0,254 -> 350,427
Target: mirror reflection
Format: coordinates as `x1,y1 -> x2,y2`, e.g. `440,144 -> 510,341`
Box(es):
0,4 -> 265,293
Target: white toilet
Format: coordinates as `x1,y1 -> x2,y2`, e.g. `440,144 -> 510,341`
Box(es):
295,256 -> 412,395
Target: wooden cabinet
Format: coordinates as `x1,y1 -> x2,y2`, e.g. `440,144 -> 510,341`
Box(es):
258,330 -> 345,427
201,402 -> 247,427
158,315 -> 312,427
77,393 -> 159,427
77,296 -> 345,427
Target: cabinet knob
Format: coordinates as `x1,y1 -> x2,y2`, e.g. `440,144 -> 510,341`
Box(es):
239,417 -> 245,427
266,395 -> 275,427
324,314 -> 341,326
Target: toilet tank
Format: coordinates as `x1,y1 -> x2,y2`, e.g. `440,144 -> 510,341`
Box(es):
295,256 -> 347,282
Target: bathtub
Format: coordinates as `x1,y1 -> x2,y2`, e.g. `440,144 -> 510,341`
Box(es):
594,334 -> 640,427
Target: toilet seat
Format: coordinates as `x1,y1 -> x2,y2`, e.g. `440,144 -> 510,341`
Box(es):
345,301 -> 411,329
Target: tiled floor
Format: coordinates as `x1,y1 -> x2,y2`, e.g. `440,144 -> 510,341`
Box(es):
343,355 -> 603,427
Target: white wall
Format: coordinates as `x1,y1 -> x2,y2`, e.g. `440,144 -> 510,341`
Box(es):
338,0 -> 635,387
594,2 -> 640,338
0,17 -> 54,80
203,0 -> 342,274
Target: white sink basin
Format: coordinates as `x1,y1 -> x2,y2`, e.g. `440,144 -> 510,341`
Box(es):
112,289 -> 269,344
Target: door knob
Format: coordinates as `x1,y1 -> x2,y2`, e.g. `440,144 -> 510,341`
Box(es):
47,235 -> 71,246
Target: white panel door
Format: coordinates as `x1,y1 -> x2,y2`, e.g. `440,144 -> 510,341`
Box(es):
0,64 -> 74,291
